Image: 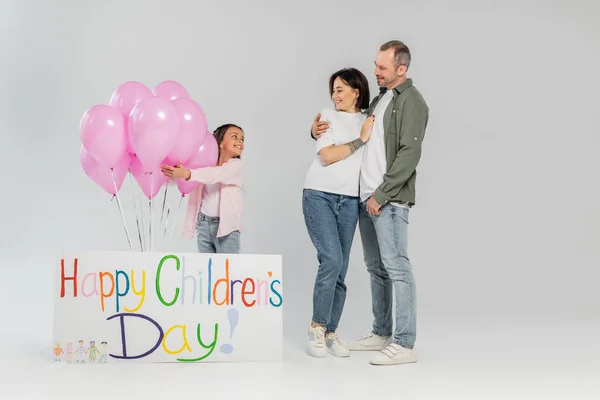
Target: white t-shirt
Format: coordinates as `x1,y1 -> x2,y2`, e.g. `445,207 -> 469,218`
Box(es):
304,108 -> 366,197
359,90 -> 409,208
360,90 -> 393,202
200,183 -> 221,217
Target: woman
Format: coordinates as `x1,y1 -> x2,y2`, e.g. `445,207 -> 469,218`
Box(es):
303,67 -> 374,358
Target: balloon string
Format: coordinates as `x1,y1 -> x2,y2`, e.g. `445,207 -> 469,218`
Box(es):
138,177 -> 147,252
163,195 -> 171,240
150,173 -> 154,252
160,180 -> 169,224
112,169 -> 133,251
167,195 -> 185,245
129,173 -> 144,252
162,181 -> 174,245
159,180 -> 171,250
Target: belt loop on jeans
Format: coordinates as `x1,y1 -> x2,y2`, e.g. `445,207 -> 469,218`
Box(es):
198,212 -> 219,223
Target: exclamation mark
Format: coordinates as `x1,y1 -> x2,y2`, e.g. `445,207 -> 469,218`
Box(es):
219,308 -> 239,354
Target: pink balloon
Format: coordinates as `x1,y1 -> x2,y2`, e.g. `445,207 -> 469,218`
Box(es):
80,145 -> 130,196
188,132 -> 219,168
109,81 -> 153,154
129,155 -> 167,199
167,98 -> 208,164
153,80 -> 190,101
163,155 -> 177,167
80,105 -> 126,168
175,132 -> 219,196
109,81 -> 152,122
128,96 -> 180,173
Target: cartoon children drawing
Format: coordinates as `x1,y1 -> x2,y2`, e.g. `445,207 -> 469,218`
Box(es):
87,341 -> 99,363
64,342 -> 73,363
52,341 -> 64,362
75,340 -> 86,363
99,342 -> 108,363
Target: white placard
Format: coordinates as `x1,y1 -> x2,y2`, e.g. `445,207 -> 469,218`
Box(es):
52,251 -> 283,363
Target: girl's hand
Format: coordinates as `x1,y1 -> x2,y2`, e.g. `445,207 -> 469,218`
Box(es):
161,164 -> 191,180
360,115 -> 375,143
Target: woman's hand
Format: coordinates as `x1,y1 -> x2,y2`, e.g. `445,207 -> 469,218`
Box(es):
161,164 -> 191,180
360,115 -> 375,143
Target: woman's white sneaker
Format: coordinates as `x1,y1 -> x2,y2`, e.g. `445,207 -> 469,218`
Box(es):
307,325 -> 327,358
326,332 -> 350,357
345,331 -> 393,351
369,343 -> 418,365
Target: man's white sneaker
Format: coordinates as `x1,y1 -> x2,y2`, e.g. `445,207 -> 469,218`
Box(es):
326,332 -> 350,357
307,325 -> 327,358
345,331 -> 392,351
369,343 -> 418,365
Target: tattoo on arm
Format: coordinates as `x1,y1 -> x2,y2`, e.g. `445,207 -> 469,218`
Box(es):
347,138 -> 365,153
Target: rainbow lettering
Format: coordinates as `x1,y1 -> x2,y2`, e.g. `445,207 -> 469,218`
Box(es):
57,253 -> 282,363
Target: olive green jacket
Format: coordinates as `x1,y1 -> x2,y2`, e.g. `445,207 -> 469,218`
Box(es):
367,78 -> 429,206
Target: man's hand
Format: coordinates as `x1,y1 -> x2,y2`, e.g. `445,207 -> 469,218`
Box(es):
366,196 -> 382,216
311,113 -> 330,139
161,163 -> 191,180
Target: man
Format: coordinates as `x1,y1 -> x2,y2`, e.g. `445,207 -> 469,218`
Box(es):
311,40 -> 429,365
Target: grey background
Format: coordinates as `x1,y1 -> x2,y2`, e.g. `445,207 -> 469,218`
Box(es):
1,0 -> 599,397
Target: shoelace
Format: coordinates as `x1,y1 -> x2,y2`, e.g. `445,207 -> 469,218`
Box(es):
327,333 -> 342,346
313,328 -> 326,346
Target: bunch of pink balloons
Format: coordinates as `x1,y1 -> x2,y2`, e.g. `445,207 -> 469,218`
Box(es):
79,80 -> 219,199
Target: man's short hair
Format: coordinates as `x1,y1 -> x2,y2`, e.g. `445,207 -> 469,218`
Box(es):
380,40 -> 411,70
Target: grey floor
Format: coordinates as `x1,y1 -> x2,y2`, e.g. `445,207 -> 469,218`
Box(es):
2,273 -> 598,400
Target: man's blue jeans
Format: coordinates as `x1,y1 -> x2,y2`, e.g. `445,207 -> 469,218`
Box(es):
358,200 -> 416,348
